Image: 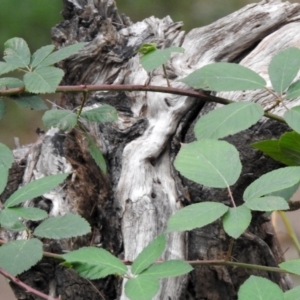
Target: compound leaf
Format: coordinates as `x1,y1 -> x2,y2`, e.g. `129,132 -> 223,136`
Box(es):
30,45 -> 55,68
42,109 -> 77,131
0,77 -> 24,89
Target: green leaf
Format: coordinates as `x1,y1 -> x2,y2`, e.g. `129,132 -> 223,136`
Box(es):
125,275 -> 160,300
222,205 -> 251,239
268,47 -> 300,95
24,66 -> 64,93
0,77 -> 24,89
0,99 -> 5,120
141,47 -> 184,72
279,259 -> 300,275
194,102 -> 263,140
243,167 -> 300,201
42,109 -> 77,131
12,95 -> 48,110
252,140 -> 296,166
62,246 -> 127,279
5,173 -> 69,208
6,207 -> 48,221
279,131 -> 300,165
244,196 -> 289,211
238,275 -> 284,300
132,235 -> 166,275
284,106 -> 300,134
137,43 -> 157,54
181,62 -> 266,91
287,80 -> 300,100
0,209 -> 26,231
174,140 -> 242,188
34,213 -> 91,239
87,135 -> 107,173
167,202 -> 228,232
0,143 -> 14,169
38,42 -> 87,67
0,238 -> 43,276
284,286 -> 300,300
0,166 -> 8,194
270,182 -> 300,201
3,37 -> 31,68
81,105 -> 118,123
142,260 -> 193,278
30,45 -> 55,68
0,61 -> 19,76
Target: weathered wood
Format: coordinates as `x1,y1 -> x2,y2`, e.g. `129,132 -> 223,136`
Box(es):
2,0 -> 300,299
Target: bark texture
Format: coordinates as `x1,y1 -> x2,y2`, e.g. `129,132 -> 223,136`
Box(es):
2,0 -> 300,299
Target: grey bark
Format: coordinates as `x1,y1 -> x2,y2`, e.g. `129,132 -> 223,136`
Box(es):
1,0 -> 300,299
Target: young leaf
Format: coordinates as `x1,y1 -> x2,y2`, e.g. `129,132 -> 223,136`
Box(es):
194,102 -> 263,140
167,202 -> 228,232
244,196 -> 289,211
125,275 -> 160,300
4,173 -> 69,208
81,104 -> 118,123
0,99 -> 5,120
0,166 -> 8,194
243,167 -> 300,201
141,47 -> 184,72
141,260 -> 193,278
0,61 -> 19,76
284,286 -> 300,300
6,207 -> 48,221
181,62 -> 266,91
252,140 -> 296,166
42,109 -> 77,131
222,205 -> 251,239
34,213 -> 91,239
38,42 -> 87,68
62,247 -> 127,279
0,143 -> 14,169
0,77 -> 24,89
287,80 -> 300,100
0,238 -> 43,276
137,43 -> 157,54
30,45 -> 55,68
132,234 -> 166,275
12,95 -> 48,110
3,37 -> 31,68
279,131 -> 300,165
24,66 -> 64,93
284,106 -> 300,134
238,275 -> 284,300
268,47 -> 300,95
279,259 -> 300,275
87,135 -> 107,173
174,140 -> 242,188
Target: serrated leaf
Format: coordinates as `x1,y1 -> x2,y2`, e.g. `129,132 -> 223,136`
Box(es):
87,136 -> 107,173
0,239 -> 43,276
81,104 -> 118,123
279,131 -> 300,165
0,61 -> 19,76
24,66 -> 64,93
141,47 -> 184,72
0,209 -> 23,230
4,37 -> 31,68
12,95 -> 48,110
252,140 -> 296,166
125,275 -> 160,300
132,235 -> 166,275
34,213 -> 90,239
244,196 -> 289,211
284,286 -> 300,300
6,207 -> 48,221
279,259 -> 300,275
42,109 -> 77,131
38,42 -> 87,67
62,247 -> 127,279
194,102 -> 263,140
0,166 -> 8,194
268,48 -> 300,95
284,106 -> 300,134
5,173 -> 69,208
174,140 -> 241,188
238,275 -> 284,300
0,99 -> 5,120
167,202 -> 228,232
181,62 -> 266,91
287,80 -> 300,100
142,260 -> 193,278
30,45 -> 55,68
243,167 -> 300,201
0,143 -> 14,169
0,77 -> 24,89
222,205 -> 251,239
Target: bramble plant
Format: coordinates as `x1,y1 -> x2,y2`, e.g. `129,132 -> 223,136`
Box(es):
1,37 -> 300,300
